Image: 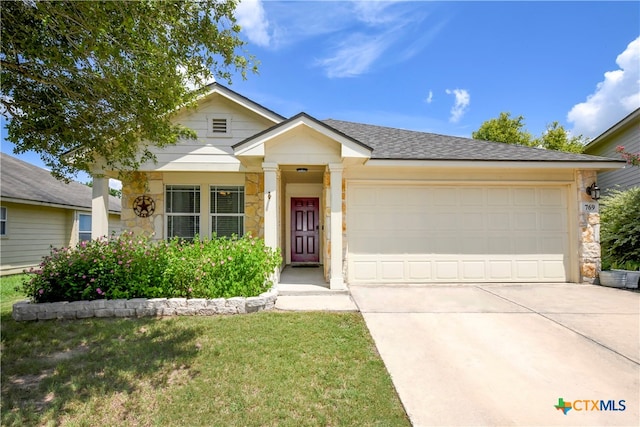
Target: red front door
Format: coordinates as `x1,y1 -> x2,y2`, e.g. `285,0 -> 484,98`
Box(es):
291,197 -> 319,263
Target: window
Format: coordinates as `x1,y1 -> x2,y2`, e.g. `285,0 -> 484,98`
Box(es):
210,186 -> 244,238
166,185 -> 200,239
79,213 -> 92,241
0,207 -> 6,236
206,114 -> 232,137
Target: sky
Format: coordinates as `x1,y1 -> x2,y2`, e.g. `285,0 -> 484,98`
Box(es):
2,0 -> 639,187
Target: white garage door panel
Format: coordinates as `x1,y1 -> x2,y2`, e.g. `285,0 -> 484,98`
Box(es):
347,185 -> 569,283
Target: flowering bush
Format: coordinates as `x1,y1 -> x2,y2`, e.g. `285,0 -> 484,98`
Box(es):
23,232 -> 281,303
615,146 -> 640,166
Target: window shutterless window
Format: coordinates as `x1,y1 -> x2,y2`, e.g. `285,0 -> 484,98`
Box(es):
210,186 -> 244,238
166,185 -> 200,239
79,213 -> 92,241
0,207 -> 6,236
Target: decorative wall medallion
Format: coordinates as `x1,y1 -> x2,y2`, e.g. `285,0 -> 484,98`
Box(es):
133,195 -> 155,218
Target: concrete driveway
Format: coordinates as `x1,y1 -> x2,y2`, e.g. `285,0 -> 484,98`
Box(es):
350,283 -> 639,427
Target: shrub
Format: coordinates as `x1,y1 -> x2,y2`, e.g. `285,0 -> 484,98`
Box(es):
23,232 -> 281,303
160,234 -> 282,298
600,187 -> 640,270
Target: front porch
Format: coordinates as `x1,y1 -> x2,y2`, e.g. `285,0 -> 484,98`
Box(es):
275,265 -> 357,311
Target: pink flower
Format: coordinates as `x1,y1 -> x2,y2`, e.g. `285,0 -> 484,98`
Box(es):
82,275 -> 87,279
118,261 -> 123,265
90,278 -> 95,283
96,288 -> 103,295
38,289 -> 44,295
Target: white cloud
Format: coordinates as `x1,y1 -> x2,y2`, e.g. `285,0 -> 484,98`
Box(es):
568,37 -> 640,138
317,33 -> 394,78
425,90 -> 433,104
235,0 -> 272,47
445,89 -> 470,123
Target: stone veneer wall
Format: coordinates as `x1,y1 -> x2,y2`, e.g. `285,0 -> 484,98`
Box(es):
121,172 -> 164,239
13,289 -> 277,321
244,173 -> 264,238
321,169 -> 348,282
577,169 -> 600,283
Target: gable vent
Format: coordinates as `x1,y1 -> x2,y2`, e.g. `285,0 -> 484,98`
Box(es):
211,118 -> 228,133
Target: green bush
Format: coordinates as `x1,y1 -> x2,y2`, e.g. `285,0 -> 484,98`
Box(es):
600,187 -> 640,270
23,232 -> 281,303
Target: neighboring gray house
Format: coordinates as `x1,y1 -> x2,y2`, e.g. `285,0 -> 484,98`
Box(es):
584,108 -> 640,193
0,153 -> 122,275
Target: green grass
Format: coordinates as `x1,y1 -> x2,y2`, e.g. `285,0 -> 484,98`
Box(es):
1,276 -> 409,426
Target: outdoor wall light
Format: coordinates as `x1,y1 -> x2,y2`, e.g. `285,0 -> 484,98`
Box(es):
296,167 -> 308,173
586,183 -> 601,201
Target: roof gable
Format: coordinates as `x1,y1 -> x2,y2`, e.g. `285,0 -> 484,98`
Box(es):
584,108 -> 640,153
233,112 -> 372,159
196,83 -> 285,124
0,153 -> 122,212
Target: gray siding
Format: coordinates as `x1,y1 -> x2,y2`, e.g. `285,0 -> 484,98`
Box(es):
585,125 -> 640,194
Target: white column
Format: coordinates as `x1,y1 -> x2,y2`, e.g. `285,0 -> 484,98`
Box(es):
262,163 -> 279,249
329,163 -> 345,289
91,175 -> 110,239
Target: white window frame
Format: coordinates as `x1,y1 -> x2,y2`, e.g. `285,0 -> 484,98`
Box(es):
0,207 -> 7,237
165,185 -> 201,240
210,186 -> 245,238
206,114 -> 232,138
78,212 -> 92,242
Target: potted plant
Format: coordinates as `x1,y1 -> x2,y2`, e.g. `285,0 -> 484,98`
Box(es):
599,259 -> 627,288
599,187 -> 640,290
612,260 -> 640,289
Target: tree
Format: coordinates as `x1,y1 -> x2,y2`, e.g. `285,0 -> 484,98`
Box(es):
536,121 -> 587,153
472,112 -> 587,153
1,0 -> 255,180
471,112 -> 535,147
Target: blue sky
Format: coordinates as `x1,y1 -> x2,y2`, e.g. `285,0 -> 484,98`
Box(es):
2,1 -> 639,186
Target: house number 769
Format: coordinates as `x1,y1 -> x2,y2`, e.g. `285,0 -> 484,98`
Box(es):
581,202 -> 599,213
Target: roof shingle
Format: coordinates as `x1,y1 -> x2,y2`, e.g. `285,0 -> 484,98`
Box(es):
0,153 -> 122,212
323,119 -> 621,162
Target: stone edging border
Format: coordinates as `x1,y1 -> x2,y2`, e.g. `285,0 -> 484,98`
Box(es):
12,288 -> 278,322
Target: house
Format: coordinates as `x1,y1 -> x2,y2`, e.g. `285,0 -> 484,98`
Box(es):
584,108 -> 640,193
0,153 -> 122,275
88,83 -> 624,287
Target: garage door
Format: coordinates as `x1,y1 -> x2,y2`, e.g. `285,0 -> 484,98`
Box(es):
347,184 -> 570,283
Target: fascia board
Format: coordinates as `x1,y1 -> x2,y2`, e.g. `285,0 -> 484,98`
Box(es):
364,159 -> 627,170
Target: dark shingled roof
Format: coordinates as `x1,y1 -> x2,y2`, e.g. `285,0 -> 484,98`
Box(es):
0,153 -> 122,212
322,119 -> 621,162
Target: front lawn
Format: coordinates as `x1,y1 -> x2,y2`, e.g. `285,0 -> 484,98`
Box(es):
1,276 -> 409,426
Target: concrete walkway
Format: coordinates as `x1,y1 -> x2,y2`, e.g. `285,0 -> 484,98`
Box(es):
275,266 -> 358,312
350,283 -> 640,427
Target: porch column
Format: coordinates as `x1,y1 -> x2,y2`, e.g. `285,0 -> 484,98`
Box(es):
91,175 -> 110,239
329,163 -> 345,290
262,163 -> 279,249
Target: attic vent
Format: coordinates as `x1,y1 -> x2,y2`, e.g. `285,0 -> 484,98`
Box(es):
207,114 -> 232,137
211,118 -> 228,133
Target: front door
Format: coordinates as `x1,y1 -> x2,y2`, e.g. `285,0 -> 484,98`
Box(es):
291,197 -> 320,263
